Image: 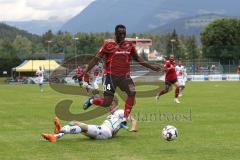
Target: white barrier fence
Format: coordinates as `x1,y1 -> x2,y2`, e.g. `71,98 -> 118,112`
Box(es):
187,74 -> 240,81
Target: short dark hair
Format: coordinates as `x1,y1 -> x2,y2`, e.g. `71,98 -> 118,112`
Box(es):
115,24 -> 126,32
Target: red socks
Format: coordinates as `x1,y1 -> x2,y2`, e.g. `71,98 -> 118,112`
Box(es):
124,96 -> 135,118
92,98 -> 104,106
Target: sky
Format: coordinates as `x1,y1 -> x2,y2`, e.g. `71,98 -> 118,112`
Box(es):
0,0 -> 95,21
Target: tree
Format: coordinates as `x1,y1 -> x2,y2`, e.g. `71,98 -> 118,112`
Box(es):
201,18 -> 240,63
185,35 -> 198,60
13,35 -> 32,59
166,29 -> 181,59
0,38 -> 21,75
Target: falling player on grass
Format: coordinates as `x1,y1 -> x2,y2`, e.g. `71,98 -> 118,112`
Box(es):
42,97 -> 137,142
156,54 -> 180,103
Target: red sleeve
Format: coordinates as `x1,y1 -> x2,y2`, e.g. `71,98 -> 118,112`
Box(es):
130,44 -> 137,56
164,61 -> 171,68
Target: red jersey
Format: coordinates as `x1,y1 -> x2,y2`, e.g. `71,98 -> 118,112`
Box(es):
96,39 -> 137,77
163,60 -> 177,81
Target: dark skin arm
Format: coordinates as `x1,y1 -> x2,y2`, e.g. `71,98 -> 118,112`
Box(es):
132,53 -> 160,71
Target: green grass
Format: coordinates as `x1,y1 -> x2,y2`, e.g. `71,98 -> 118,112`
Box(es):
0,82 -> 240,160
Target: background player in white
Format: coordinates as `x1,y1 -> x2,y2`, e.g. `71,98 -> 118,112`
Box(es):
175,61 -> 187,97
42,97 -> 137,142
82,64 -> 102,98
92,63 -> 102,91
36,66 -> 44,92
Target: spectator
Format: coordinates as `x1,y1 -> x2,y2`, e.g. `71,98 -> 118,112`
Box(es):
211,64 -> 216,73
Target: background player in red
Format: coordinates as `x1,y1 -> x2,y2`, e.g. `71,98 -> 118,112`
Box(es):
156,54 -> 180,103
80,24 -> 160,120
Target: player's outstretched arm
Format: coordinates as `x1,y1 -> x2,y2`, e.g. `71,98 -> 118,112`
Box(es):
132,54 -> 160,72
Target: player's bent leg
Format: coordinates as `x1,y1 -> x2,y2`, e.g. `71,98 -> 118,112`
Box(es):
119,78 -> 136,118
156,82 -> 171,99
179,85 -> 185,97
60,124 -> 82,134
68,121 -> 88,133
54,117 -> 62,134
91,95 -> 114,107
83,94 -> 114,110
43,122 -> 87,142
124,95 -> 136,119
174,82 -> 180,103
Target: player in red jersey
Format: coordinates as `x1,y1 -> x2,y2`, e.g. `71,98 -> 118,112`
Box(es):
156,55 -> 180,103
80,24 -> 160,119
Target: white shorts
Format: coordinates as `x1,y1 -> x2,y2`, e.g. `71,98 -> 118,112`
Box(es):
93,77 -> 102,89
37,78 -> 44,84
87,124 -> 112,140
178,78 -> 186,86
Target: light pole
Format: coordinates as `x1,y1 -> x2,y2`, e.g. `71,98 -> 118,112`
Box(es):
73,37 -> 79,68
47,40 -> 52,81
170,39 -> 176,55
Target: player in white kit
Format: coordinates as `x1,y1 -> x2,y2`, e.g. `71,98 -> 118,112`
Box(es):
42,97 -> 137,142
36,66 -> 44,92
82,64 -> 102,97
175,61 -> 187,97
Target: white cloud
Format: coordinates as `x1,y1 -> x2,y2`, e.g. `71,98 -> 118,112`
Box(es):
0,0 -> 95,21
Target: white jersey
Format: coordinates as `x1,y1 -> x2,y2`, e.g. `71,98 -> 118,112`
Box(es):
83,66 -> 102,90
175,65 -> 187,80
175,65 -> 187,86
36,69 -> 44,84
92,66 -> 102,89
103,109 -> 125,135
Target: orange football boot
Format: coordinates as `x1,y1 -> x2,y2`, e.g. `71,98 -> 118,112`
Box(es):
42,133 -> 57,143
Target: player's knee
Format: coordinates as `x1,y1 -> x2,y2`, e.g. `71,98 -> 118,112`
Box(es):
165,86 -> 170,92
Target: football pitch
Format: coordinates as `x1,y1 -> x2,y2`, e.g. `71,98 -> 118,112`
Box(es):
0,81 -> 239,160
